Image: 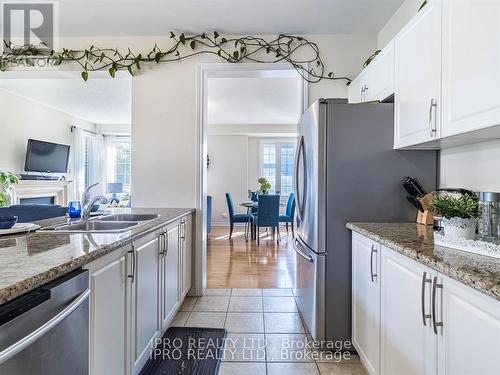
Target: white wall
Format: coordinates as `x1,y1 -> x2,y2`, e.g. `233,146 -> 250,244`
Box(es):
207,135 -> 248,225
377,0 -> 422,48
440,140 -> 500,192
0,88 -> 96,174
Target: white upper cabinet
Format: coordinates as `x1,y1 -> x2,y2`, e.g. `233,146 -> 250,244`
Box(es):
348,75 -> 363,104
348,41 -> 395,104
364,40 -> 395,102
441,0 -> 500,137
438,274 -> 500,375
394,0 -> 442,149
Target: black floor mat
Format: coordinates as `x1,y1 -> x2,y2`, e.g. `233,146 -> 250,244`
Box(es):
139,327 -> 227,375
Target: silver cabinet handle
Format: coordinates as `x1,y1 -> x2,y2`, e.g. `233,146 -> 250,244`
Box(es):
432,276 -> 443,334
0,288 -> 90,364
128,246 -> 136,282
363,84 -> 369,101
428,98 -> 437,137
421,271 -> 432,326
159,232 -> 167,255
360,86 -> 365,102
293,239 -> 313,263
180,220 -> 186,240
370,244 -> 378,282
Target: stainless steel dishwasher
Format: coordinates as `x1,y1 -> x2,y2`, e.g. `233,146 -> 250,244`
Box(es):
0,269 -> 89,375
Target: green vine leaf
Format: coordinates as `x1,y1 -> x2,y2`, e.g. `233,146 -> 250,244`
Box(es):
127,66 -> 134,76
81,71 -> 89,81
0,32 -> 352,85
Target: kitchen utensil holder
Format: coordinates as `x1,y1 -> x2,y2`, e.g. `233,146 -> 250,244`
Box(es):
416,193 -> 434,226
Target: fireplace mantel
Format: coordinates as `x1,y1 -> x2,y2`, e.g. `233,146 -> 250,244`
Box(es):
11,180 -> 72,206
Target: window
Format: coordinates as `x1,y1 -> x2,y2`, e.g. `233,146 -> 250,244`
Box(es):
82,133 -> 96,190
260,141 -> 295,195
106,137 -> 132,193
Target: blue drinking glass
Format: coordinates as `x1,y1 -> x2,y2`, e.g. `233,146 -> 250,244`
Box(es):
68,201 -> 82,218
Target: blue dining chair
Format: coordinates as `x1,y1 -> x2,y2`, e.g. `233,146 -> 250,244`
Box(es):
253,194 -> 280,245
279,193 -> 296,237
225,193 -> 253,240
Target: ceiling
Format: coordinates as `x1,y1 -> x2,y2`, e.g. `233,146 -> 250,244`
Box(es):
0,77 -> 132,124
55,0 -> 404,36
207,75 -> 302,126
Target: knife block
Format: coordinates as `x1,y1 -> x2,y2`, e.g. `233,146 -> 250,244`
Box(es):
416,193 -> 434,226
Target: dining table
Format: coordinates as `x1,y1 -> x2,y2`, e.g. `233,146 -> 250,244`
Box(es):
239,200 -> 286,241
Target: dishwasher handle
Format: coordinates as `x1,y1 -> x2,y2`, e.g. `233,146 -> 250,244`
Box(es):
0,288 -> 90,364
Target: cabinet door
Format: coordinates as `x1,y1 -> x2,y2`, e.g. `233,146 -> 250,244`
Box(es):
351,233 -> 380,375
438,274 -> 500,375
130,236 -> 160,374
365,40 -> 395,102
161,224 -> 180,331
90,254 -> 129,375
348,75 -> 363,103
394,0 -> 442,149
441,0 -> 500,136
380,247 -> 436,375
181,215 -> 192,298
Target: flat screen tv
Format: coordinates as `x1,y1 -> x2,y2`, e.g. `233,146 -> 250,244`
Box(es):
24,139 -> 70,173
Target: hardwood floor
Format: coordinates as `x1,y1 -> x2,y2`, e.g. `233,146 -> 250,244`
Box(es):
207,225 -> 297,289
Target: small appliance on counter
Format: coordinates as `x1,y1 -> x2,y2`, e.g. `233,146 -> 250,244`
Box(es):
478,192 -> 500,242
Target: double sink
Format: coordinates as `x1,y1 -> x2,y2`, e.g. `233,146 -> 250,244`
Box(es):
39,214 -> 160,234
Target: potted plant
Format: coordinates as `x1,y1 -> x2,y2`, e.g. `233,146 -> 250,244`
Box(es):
430,192 -> 479,240
258,177 -> 272,195
0,172 -> 19,208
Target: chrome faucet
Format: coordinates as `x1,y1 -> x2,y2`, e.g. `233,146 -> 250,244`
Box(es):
80,183 -> 109,221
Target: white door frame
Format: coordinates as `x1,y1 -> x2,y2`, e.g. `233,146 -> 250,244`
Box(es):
194,63 -> 309,295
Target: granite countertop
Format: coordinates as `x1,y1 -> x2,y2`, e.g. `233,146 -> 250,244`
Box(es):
0,207 -> 194,304
347,223 -> 500,301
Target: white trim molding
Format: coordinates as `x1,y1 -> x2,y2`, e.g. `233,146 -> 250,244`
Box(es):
11,180 -> 72,206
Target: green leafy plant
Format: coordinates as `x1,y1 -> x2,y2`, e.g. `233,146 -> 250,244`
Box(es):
0,172 -> 19,208
1,32 -> 351,84
429,193 -> 479,219
258,177 -> 272,194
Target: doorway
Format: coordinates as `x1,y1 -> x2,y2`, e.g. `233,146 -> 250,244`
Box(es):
196,64 -> 308,291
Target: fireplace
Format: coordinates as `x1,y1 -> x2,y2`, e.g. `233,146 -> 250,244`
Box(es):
10,180 -> 71,206
20,196 -> 56,205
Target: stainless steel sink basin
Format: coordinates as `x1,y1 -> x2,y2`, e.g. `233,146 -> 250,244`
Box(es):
98,214 -> 160,222
48,220 -> 140,233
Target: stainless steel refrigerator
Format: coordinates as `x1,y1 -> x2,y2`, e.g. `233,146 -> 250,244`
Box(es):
293,99 -> 437,347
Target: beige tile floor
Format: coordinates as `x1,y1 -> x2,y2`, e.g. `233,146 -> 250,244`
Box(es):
171,288 -> 367,375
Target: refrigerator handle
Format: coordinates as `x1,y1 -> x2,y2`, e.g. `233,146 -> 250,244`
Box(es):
294,135 -> 306,220
293,239 -> 314,263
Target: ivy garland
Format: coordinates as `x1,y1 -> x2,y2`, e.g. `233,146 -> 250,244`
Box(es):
0,32 -> 351,84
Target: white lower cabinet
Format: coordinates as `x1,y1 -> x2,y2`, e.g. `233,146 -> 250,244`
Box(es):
89,251 -> 130,375
129,234 -> 161,374
380,246 -> 437,375
437,274 -> 500,375
351,233 -> 381,375
160,224 -> 181,332
352,232 -> 500,375
88,213 -> 193,375
181,215 -> 193,298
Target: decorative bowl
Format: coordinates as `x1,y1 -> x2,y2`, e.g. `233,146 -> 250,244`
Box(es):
0,216 -> 18,230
